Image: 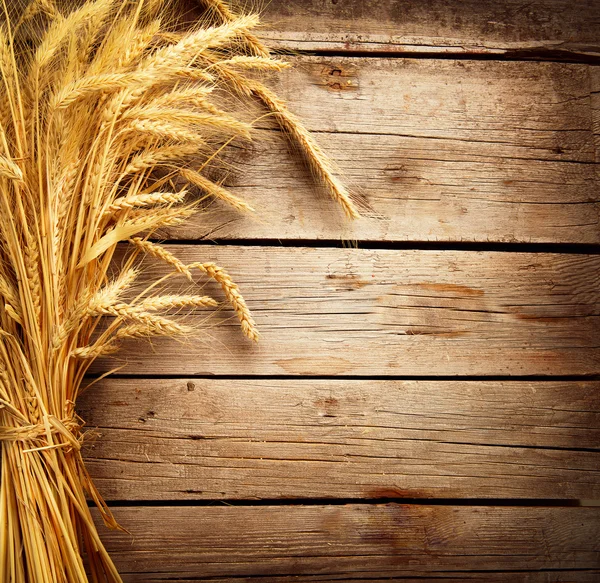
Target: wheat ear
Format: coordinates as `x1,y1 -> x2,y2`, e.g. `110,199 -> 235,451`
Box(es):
189,261 -> 258,341
181,168 -> 254,213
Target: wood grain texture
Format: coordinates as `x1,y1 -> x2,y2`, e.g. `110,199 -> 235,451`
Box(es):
94,504 -> 600,580
592,67 -> 600,160
185,575 -> 600,583
78,379 -> 600,500
164,575 -> 600,583
94,247 -> 600,376
169,57 -> 600,243
251,0 -> 600,58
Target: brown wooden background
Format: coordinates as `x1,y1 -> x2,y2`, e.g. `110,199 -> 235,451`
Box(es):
79,0 -> 600,580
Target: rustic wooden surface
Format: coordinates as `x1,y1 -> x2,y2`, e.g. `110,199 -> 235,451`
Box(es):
170,57 -> 600,243
94,247 -> 600,376
79,379 -> 600,500
93,505 -> 600,581
82,1 -> 600,579
256,0 -> 600,58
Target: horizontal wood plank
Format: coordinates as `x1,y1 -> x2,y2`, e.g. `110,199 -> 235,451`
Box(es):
78,379 -> 600,500
155,575 -> 600,583
180,575 -> 600,583
94,247 -> 600,376
181,0 -> 600,58
253,0 -> 600,58
169,57 -> 600,244
93,504 -> 600,580
592,67 -> 600,158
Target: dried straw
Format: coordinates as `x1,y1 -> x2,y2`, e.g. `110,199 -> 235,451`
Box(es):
0,0 -> 358,581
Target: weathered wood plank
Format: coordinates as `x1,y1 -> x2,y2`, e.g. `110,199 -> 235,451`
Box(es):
94,505 -> 600,580
253,0 -> 600,58
177,576 -> 600,583
592,67 -> 600,160
161,569 -> 600,583
181,0 -> 600,58
169,57 -> 600,243
78,379 -> 600,500
94,247 -> 600,376
193,575 -> 600,583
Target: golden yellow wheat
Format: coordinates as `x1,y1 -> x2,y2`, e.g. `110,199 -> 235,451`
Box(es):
0,0 -> 358,581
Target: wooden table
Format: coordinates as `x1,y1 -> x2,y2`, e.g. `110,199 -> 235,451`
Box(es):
79,1 -> 600,580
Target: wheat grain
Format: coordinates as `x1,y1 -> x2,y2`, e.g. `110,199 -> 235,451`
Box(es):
90,303 -> 192,335
214,68 -> 360,218
121,143 -> 200,176
118,19 -> 162,69
181,168 -> 254,213
17,0 -> 59,25
189,261 -> 259,341
126,118 -> 206,143
252,83 -> 360,218
215,55 -> 291,71
137,294 -> 218,311
4,304 -> 22,325
126,107 -> 252,138
0,272 -> 20,309
105,191 -> 186,214
52,72 -> 155,109
93,268 -> 138,304
145,85 -> 214,109
140,14 -> 259,73
0,155 -> 23,182
129,237 -> 192,279
197,0 -> 270,58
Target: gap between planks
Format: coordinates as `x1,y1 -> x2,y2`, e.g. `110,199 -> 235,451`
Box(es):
157,240 -> 600,254
98,498 -> 584,508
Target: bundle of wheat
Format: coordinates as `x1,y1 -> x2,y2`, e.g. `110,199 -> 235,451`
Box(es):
0,0 -> 358,580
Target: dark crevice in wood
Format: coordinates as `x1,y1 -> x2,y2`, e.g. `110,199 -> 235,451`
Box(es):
91,373 -> 600,381
128,574 -> 600,581
156,239 -> 600,255
281,47 -> 600,66
84,427 -> 600,454
116,570 -> 600,580
96,498 -> 583,508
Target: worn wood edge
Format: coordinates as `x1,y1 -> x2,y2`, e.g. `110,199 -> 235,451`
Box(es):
78,378 -> 600,500
93,247 -> 600,376
164,56 -> 600,243
93,504 -> 600,580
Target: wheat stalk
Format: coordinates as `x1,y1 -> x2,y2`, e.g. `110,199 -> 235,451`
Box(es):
0,1 -> 358,581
